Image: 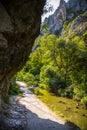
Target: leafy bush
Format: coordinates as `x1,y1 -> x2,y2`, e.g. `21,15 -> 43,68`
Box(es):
73,84 -> 86,101
30,88 -> 43,96
81,96 -> 87,108
58,88 -> 65,97
57,84 -> 75,98
9,78 -> 22,95
40,65 -> 66,94
9,85 -> 20,95
16,71 -> 38,86
64,84 -> 75,98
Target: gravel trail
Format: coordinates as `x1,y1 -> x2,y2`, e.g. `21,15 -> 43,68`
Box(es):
16,81 -> 70,130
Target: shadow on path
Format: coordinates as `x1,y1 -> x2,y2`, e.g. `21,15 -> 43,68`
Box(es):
0,101 -> 70,130
0,81 -> 80,130
25,106 -> 69,130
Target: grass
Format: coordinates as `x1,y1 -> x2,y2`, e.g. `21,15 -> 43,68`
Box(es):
30,88 -> 87,130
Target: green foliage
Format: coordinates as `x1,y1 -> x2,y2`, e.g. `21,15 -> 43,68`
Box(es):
15,33 -> 87,103
16,71 -> 38,86
30,87 -> 43,96
42,20 -> 49,31
64,85 -> 75,98
73,87 -> 84,101
9,77 -> 22,96
9,85 -> 20,95
82,31 -> 87,43
58,84 -> 75,98
40,65 -> 66,94
63,20 -> 69,28
81,96 -> 87,108
73,84 -> 87,101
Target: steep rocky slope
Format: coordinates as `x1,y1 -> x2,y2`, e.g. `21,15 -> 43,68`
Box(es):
0,0 -> 45,102
45,0 -> 66,33
62,11 -> 87,39
45,0 -> 87,36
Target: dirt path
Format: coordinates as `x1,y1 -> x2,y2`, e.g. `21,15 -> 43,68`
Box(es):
15,81 -> 70,130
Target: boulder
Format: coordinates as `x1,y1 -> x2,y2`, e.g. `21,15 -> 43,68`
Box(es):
0,0 -> 45,101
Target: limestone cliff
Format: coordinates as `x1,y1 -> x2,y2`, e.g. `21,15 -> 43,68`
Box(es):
0,0 -> 45,100
62,11 -> 87,40
45,0 -> 66,33
45,0 -> 87,35
66,0 -> 87,20
67,0 -> 87,11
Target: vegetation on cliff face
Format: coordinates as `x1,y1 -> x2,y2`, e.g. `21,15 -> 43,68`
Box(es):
62,11 -> 87,38
43,0 -> 87,38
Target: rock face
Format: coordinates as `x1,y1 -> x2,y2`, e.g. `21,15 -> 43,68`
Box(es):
66,0 -> 87,20
67,0 -> 87,11
0,96 -> 27,130
62,11 -> 87,38
45,0 -> 66,33
0,0 -> 45,101
45,0 -> 87,35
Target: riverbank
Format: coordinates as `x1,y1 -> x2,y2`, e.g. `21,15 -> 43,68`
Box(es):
31,88 -> 87,130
